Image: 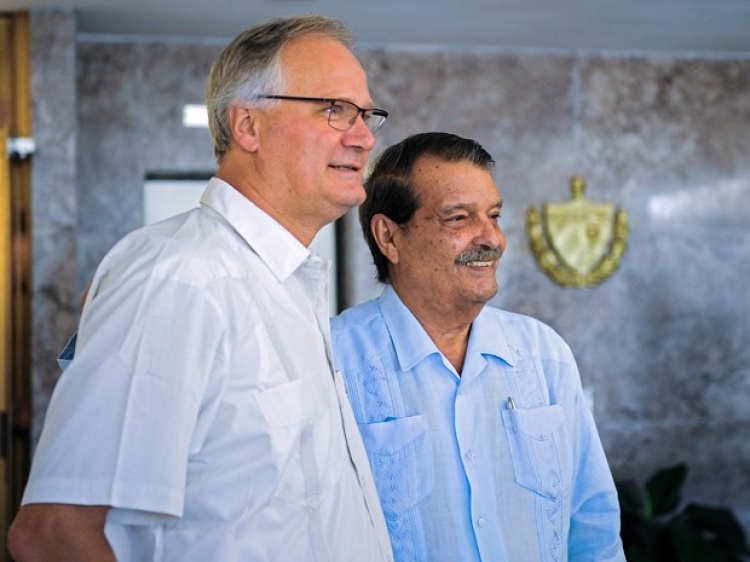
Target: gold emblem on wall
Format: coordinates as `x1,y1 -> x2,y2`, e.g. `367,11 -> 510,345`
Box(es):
526,176 -> 628,287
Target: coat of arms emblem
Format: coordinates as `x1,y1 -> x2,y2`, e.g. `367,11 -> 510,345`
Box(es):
526,176 -> 628,287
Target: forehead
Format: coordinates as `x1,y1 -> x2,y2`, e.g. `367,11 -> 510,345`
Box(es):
411,156 -> 500,210
280,34 -> 369,96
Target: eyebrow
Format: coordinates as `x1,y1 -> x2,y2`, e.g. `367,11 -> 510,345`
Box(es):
437,200 -> 503,214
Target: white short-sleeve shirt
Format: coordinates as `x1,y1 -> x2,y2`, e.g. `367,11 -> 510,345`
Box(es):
23,178 -> 392,562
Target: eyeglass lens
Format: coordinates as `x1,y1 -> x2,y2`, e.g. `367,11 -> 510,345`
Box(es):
327,100 -> 387,134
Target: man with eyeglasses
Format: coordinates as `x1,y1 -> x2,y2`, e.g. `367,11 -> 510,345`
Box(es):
9,15 -> 393,562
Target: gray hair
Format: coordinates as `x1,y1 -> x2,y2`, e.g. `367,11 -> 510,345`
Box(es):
206,15 -> 355,162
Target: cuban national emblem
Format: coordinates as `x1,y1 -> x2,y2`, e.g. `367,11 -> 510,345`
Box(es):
526,176 -> 628,288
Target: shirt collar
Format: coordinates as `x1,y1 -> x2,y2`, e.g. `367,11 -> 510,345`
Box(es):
468,305 -> 515,368
379,284 -> 439,372
200,177 -> 310,282
378,284 -> 516,372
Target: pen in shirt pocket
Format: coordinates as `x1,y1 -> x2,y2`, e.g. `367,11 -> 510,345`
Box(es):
507,396 -> 518,432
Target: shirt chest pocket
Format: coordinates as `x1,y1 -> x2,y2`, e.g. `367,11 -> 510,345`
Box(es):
357,415 -> 434,519
500,404 -> 567,500
256,377 -> 334,508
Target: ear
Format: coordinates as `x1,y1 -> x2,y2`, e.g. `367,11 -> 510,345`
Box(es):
228,104 -> 260,153
371,214 -> 401,266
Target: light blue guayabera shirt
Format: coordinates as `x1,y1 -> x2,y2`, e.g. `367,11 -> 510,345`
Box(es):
331,285 -> 626,562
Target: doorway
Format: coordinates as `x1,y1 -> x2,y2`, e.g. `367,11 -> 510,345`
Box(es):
0,11 -> 33,558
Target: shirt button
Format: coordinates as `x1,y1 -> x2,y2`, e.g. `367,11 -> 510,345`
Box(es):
477,516 -> 486,528
466,449 -> 475,461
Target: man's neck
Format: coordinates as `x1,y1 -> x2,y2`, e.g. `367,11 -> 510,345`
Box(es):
393,286 -> 482,375
216,162 -> 319,247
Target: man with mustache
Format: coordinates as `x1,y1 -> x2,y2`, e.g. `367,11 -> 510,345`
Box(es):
331,132 -> 626,561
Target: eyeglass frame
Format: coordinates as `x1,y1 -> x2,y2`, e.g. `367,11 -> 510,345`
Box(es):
253,95 -> 388,135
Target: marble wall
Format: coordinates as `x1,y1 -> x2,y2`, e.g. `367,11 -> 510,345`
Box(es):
28,9 -> 750,531
29,9 -> 78,444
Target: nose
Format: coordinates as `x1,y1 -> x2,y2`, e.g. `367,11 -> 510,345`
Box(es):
342,113 -> 376,151
477,216 -> 506,252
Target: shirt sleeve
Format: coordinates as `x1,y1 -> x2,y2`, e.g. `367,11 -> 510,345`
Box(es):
567,378 -> 627,561
23,271 -> 226,518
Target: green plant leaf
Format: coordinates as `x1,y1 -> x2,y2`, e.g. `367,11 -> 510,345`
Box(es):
679,504 -> 750,555
671,531 -> 737,562
670,517 -> 748,562
645,463 -> 688,517
616,479 -> 645,516
621,517 -> 674,562
617,464 -> 750,561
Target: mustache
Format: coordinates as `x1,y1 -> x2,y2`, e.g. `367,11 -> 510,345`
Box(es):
455,247 -> 503,265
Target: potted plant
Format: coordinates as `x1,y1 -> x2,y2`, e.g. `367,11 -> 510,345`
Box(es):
616,463 -> 750,561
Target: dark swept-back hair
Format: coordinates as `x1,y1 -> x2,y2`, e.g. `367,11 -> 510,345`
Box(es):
361,132 -> 496,284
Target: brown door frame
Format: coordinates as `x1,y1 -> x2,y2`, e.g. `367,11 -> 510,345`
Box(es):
0,11 -> 33,556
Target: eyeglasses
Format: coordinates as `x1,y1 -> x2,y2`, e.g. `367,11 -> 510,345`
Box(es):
255,95 -> 388,135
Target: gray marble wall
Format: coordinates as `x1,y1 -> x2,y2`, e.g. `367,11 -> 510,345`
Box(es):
28,9 -> 750,532
29,9 -> 78,444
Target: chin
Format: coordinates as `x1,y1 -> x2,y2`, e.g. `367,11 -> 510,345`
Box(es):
476,284 -> 498,304
335,180 -> 365,201
322,199 -> 360,225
